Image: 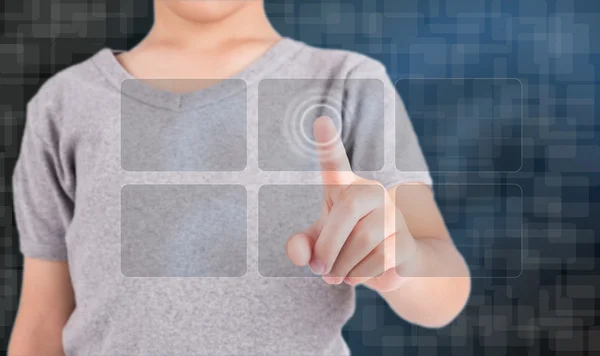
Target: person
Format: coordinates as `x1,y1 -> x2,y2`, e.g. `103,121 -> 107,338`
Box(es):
9,1 -> 471,355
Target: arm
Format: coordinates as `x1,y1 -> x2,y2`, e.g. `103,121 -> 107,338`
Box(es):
10,92 -> 77,355
286,117 -> 470,329
376,183 -> 470,328
8,258 -> 75,356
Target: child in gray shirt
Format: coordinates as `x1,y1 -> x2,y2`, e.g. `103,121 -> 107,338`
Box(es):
10,1 -> 470,355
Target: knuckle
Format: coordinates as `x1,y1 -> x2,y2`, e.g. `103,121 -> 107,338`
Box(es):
340,197 -> 360,217
355,229 -> 375,251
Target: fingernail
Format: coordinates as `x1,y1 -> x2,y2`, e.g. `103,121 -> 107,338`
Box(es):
323,275 -> 343,285
344,277 -> 356,286
309,259 -> 326,275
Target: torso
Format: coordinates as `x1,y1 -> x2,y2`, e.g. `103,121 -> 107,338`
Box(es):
49,39 -> 374,355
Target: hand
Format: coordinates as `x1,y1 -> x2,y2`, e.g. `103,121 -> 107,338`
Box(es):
286,116 -> 419,293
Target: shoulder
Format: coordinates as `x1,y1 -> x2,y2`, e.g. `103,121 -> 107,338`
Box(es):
282,39 -> 389,80
26,48 -> 115,133
29,48 -> 113,108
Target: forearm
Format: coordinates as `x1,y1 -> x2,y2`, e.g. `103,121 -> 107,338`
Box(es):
9,259 -> 73,356
379,237 -> 471,328
9,315 -> 66,356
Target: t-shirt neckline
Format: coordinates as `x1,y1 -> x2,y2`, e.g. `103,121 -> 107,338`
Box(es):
91,37 -> 303,111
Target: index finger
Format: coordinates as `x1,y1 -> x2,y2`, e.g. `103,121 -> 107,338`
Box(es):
313,116 -> 353,184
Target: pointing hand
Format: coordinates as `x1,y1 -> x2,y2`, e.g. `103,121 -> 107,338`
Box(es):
286,117 -> 417,292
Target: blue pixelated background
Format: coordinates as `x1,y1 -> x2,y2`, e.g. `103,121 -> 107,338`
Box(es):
1,1 -> 599,355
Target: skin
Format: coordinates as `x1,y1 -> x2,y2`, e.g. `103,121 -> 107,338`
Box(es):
8,259 -> 75,356
287,117 -> 471,327
9,1 -> 470,354
116,0 -> 281,88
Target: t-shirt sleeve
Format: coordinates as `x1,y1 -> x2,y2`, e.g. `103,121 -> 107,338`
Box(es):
341,58 -> 432,189
12,96 -> 74,261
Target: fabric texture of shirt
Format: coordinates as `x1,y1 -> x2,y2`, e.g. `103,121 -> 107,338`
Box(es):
12,38 -> 432,355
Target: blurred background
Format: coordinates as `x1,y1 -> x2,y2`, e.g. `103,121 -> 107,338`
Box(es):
1,0 -> 599,355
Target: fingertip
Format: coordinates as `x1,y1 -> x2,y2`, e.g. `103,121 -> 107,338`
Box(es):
323,275 -> 344,285
313,115 -> 332,129
313,116 -> 336,143
344,276 -> 370,286
343,277 -> 357,286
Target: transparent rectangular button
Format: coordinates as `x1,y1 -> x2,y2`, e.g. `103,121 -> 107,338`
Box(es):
397,183 -> 523,278
258,184 -> 386,278
258,78 -> 384,171
396,78 -> 522,173
121,184 -> 247,277
121,78 -> 247,171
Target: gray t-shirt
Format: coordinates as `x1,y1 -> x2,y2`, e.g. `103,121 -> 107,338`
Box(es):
13,38 -> 431,355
